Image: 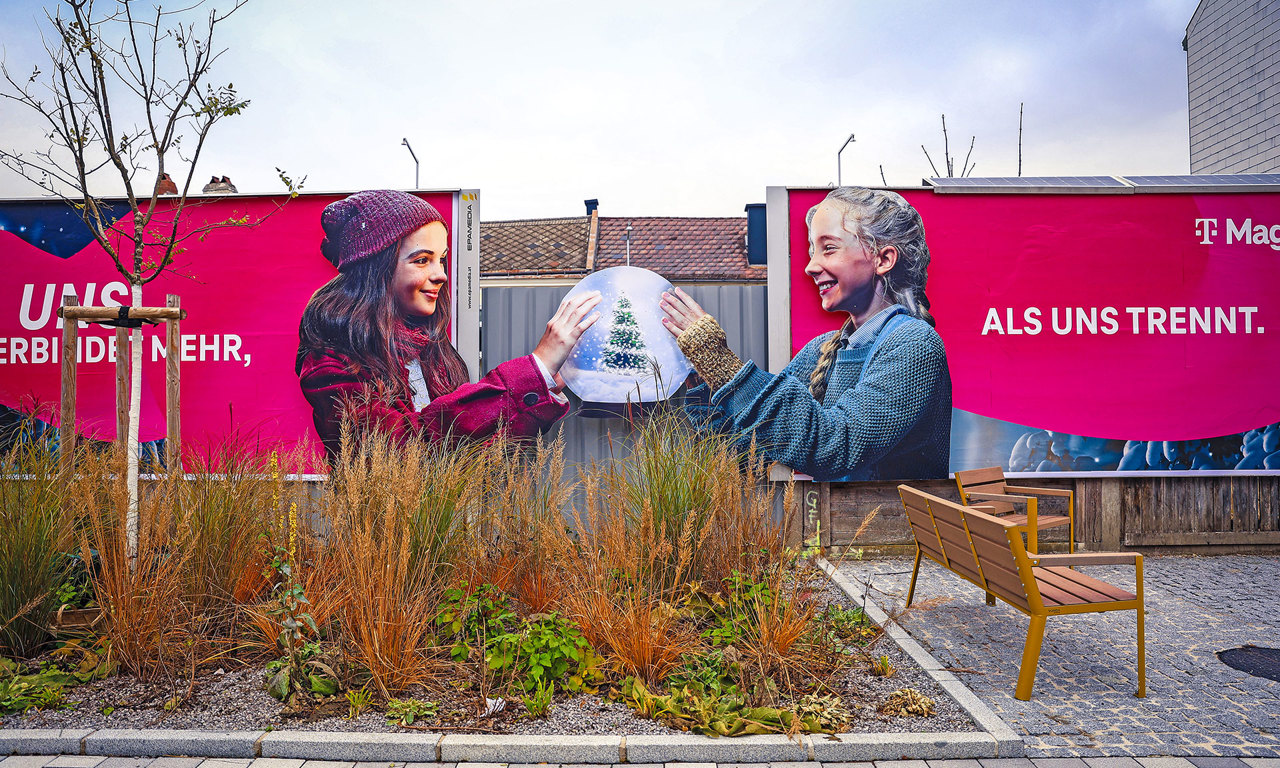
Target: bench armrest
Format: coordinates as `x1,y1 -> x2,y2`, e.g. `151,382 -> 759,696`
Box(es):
1004,485 -> 1073,498
967,491 -> 1034,504
1032,552 -> 1139,567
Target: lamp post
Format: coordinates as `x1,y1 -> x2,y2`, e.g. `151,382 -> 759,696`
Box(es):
836,133 -> 856,187
401,138 -> 419,189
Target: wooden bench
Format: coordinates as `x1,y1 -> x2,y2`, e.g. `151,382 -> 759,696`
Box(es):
954,466 -> 1075,555
898,484 -> 1145,701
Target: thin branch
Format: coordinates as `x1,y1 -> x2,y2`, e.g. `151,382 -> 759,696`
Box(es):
941,114 -> 951,177
961,136 -> 975,178
1018,102 -> 1024,177
921,145 -> 940,177
879,164 -> 886,186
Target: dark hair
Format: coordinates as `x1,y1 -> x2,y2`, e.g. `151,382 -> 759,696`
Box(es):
297,236 -> 469,400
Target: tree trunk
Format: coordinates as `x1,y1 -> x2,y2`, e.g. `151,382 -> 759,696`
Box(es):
126,282 -> 142,562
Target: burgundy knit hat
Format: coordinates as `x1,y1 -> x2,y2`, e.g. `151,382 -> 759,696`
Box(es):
320,190 -> 445,270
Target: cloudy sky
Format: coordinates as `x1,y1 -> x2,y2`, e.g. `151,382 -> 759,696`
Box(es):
0,0 -> 1200,220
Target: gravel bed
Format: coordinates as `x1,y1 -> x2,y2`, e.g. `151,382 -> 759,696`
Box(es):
2,570 -> 978,736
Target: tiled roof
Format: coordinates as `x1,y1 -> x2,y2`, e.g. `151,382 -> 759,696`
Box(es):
480,216 -> 591,275
594,217 -> 760,281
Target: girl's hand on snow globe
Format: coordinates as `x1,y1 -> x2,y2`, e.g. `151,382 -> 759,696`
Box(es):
660,287 -> 708,337
533,291 -> 602,374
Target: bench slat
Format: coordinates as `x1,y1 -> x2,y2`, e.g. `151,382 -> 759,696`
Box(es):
1004,513 -> 1071,529
1035,567 -> 1115,603
1037,566 -> 1136,602
955,466 -> 1006,487
1036,579 -> 1089,606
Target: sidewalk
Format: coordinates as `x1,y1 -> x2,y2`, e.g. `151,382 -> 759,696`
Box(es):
836,554 -> 1280,758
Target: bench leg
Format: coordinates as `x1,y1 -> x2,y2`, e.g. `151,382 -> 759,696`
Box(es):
985,592 -> 996,606
906,548 -> 923,607
1136,604 -> 1146,698
1015,615 -> 1047,701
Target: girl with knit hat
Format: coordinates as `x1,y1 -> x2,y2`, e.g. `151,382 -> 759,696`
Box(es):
297,189 -> 600,456
661,187 -> 951,481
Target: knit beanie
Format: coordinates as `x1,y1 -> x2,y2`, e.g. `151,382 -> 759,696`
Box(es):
320,190 -> 445,270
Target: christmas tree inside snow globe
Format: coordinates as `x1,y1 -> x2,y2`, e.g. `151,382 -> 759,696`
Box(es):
560,266 -> 691,404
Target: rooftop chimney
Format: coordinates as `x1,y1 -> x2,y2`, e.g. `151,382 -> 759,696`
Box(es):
584,199 -> 599,216
744,203 -> 766,266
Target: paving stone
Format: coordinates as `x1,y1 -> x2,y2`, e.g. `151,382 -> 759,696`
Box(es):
262,734 -> 438,763
1084,760 -> 1142,768
442,736 -> 618,764
0,759 -> 56,768
930,761 -> 983,768
42,759 -> 104,768
821,763 -> 877,768
625,736 -> 806,764
1187,761 -> 1250,768
874,762 -> 931,768
839,556 -> 1280,759
147,761 -> 203,768
249,762 -> 306,768
97,761 -> 153,768
299,763 -> 353,768
1242,762 -> 1280,768
200,762 -> 252,768
980,761 -> 1035,768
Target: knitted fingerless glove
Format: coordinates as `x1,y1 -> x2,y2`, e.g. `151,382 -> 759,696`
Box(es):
677,314 -> 744,391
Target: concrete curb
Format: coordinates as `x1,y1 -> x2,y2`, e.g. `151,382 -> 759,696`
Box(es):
0,730 -> 93,756
259,731 -> 441,762
817,558 -> 1025,758
82,730 -> 265,758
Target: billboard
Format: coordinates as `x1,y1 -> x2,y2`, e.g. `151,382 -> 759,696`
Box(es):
769,185 -> 1280,476
0,190 -> 480,455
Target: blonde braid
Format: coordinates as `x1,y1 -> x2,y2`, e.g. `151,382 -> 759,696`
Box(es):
808,316 -> 856,404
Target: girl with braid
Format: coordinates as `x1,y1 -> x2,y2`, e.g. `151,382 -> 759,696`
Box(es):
660,187 -> 950,481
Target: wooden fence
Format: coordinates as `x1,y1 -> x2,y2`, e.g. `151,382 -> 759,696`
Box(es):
801,475 -> 1280,553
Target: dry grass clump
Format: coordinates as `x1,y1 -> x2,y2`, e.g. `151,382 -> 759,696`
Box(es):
320,429 -> 484,695
0,431 -> 77,658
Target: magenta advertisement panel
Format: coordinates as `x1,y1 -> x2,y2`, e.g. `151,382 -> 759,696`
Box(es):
0,192 -> 456,451
787,188 -> 1280,473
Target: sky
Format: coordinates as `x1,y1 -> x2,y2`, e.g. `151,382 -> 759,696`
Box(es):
0,0 -> 1201,220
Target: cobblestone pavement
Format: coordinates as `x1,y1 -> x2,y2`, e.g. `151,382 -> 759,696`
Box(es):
837,554 -> 1280,758
3,755 -> 1280,768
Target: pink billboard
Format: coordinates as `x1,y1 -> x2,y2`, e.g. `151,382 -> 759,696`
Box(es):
0,191 -> 476,457
782,187 -> 1280,474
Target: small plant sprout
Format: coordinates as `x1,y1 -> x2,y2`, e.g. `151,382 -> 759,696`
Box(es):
520,677 -> 554,718
385,697 -> 438,727
870,654 -> 896,678
346,686 -> 373,720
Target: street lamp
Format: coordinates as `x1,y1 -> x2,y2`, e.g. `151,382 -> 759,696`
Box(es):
401,138 -> 419,189
836,133 -> 855,187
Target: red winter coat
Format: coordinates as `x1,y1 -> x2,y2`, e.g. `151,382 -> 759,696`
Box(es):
297,349 -> 569,457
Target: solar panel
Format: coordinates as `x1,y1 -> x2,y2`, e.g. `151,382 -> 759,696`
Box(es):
1121,173 -> 1280,189
925,176 -> 1130,193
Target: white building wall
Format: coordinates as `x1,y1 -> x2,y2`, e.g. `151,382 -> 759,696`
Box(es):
1187,0 -> 1280,173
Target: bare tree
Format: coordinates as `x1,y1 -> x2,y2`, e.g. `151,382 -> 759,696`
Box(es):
0,0 -> 295,559
921,114 -> 977,179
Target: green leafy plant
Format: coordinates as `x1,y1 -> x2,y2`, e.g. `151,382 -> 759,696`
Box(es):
263,552 -> 326,702
0,658 -> 77,715
703,571 -> 775,647
520,677 -> 554,718
385,697 -> 437,726
487,612 -> 591,692
435,584 -> 517,663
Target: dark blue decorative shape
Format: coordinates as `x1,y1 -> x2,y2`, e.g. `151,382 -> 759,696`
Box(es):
0,200 -> 128,258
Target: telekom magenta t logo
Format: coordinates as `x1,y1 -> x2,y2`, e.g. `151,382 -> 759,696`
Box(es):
1195,218 -> 1218,244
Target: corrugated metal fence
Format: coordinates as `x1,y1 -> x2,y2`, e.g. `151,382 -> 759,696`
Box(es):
480,283 -> 767,471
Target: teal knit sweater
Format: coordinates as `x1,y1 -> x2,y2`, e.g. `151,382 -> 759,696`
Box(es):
687,305 -> 951,481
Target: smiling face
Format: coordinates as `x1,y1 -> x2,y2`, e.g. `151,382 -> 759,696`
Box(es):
805,202 -> 896,318
390,221 -> 449,318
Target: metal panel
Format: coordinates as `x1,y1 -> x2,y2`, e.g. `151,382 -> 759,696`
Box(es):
480,283 -> 768,471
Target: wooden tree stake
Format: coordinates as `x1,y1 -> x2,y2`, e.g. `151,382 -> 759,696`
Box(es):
59,295 -> 78,473
166,295 -> 181,471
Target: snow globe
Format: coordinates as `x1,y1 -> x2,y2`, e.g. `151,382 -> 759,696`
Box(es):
560,266 -> 692,403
